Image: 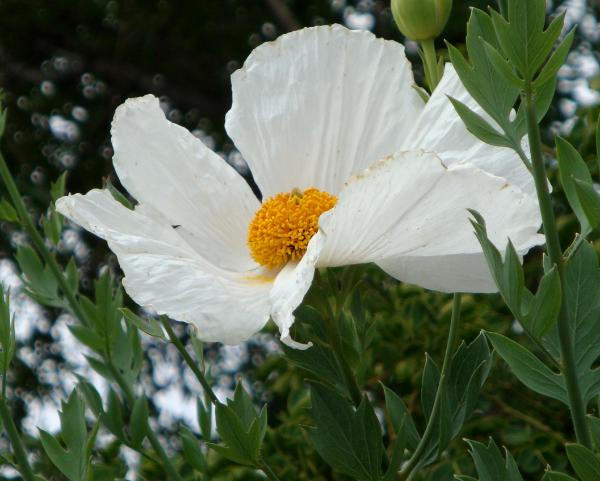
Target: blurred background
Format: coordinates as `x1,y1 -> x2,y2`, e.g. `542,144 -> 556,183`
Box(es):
0,0 -> 599,479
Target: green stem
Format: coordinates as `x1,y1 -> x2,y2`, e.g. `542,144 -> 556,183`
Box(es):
0,152 -> 90,328
259,458 -> 283,481
420,39 -> 440,92
0,397 -> 36,481
524,84 -> 591,448
159,317 -> 218,404
398,294 -> 462,481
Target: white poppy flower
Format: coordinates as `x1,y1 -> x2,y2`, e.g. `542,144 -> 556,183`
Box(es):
56,24 -> 543,349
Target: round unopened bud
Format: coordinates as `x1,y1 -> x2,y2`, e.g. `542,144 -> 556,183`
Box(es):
391,0 -> 453,41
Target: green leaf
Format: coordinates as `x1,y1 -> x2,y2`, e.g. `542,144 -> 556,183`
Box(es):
128,397 -> 148,449
482,41 -> 524,88
557,136 -> 594,234
446,8 -> 521,137
587,415 -> 600,450
383,414 -> 407,481
50,172 -> 68,202
68,325 -> 104,353
180,426 -> 207,472
485,332 -> 568,404
382,384 -> 419,450
102,388 -> 126,441
471,213 -> 560,340
421,354 -> 440,421
596,112 -> 600,177
534,29 -> 576,87
448,97 -> 513,148
39,390 -> 93,481
491,2 -> 563,80
120,308 -> 166,340
209,401 -> 260,466
542,472 -> 578,481
560,242 -> 600,403
566,443 -> 600,480
0,289 -> 16,375
446,333 -> 492,437
574,179 -> 600,230
523,266 -> 562,339
197,398 -> 212,441
0,198 -> 18,223
284,306 -> 347,395
464,438 -> 524,481
309,383 -> 383,481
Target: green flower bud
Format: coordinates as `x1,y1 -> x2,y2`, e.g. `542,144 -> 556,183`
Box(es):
391,0 -> 453,41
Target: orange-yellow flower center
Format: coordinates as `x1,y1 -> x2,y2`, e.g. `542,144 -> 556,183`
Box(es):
248,188 -> 337,268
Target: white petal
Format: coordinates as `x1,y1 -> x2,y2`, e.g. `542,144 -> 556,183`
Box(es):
111,94 -> 260,271
313,150 -> 543,293
56,190 -> 273,344
226,24 -> 423,198
268,232 -> 325,350
402,65 -> 536,197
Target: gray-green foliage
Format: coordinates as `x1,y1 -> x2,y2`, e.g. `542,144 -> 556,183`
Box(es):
39,390 -> 98,481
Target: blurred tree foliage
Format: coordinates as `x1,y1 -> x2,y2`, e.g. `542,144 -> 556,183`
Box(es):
0,0 -> 597,480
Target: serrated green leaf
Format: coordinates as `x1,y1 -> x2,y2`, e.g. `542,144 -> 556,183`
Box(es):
197,398 -> 212,441
557,136 -> 594,234
523,266 -> 561,339
309,383 -> 383,481
448,97 -> 513,148
382,384 -> 420,451
566,443 -> 600,480
482,41 -> 524,88
542,472 -> 578,481
534,29 -> 575,87
574,179 -> 600,230
421,354 -> 440,421
560,242 -> 600,403
587,415 -> 600,450
120,308 -> 165,340
129,397 -> 148,449
39,390 -> 92,481
0,198 -> 18,223
212,401 -> 260,466
471,213 -> 560,340
485,332 -> 568,404
446,8 -> 521,135
596,112 -> 600,177
69,325 -> 104,353
382,414 -> 406,481
50,172 -> 68,202
465,438 -> 524,481
180,426 -> 207,472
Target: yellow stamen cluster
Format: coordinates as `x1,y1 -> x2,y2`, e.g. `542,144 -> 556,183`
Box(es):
248,188 -> 337,268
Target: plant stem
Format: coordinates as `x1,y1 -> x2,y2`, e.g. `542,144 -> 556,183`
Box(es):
398,294 -> 462,481
259,458 -> 283,481
0,397 -> 36,481
524,84 -> 591,448
420,39 -> 440,92
159,317 -> 218,404
0,152 -> 90,328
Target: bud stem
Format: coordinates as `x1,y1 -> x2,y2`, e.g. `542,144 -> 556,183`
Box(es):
420,39 -> 441,92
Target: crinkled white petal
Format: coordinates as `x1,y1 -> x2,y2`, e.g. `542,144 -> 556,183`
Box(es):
226,24 -> 423,198
311,150 -> 543,293
268,233 -> 326,349
56,189 -> 273,344
402,65 -> 536,197
111,94 -> 260,272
